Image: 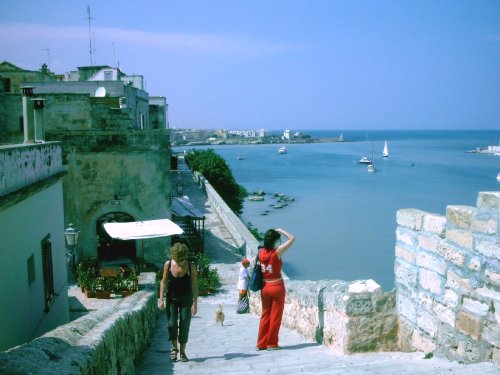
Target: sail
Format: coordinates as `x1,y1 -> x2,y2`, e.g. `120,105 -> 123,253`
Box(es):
383,140 -> 389,157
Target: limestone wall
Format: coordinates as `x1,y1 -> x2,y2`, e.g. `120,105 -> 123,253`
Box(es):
195,170 -> 397,353
395,191 -> 499,364
0,273 -> 158,375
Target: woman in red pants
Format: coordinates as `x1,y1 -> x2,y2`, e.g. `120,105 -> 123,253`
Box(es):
256,227 -> 295,350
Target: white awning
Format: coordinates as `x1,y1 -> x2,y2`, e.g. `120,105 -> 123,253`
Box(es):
103,219 -> 184,240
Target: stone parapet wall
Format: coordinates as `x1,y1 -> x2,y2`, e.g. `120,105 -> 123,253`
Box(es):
195,170 -> 398,353
395,191 -> 499,364
250,279 -> 397,353
0,142 -> 63,197
193,171 -> 261,259
0,273 -> 157,374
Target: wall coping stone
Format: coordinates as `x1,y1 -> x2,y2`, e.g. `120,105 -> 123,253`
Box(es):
0,272 -> 157,374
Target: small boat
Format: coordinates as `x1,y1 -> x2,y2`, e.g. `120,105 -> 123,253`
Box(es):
248,195 -> 265,202
237,154 -> 244,160
382,140 -> 389,157
358,156 -> 371,164
367,142 -> 376,172
497,172 -> 500,181
278,146 -> 287,154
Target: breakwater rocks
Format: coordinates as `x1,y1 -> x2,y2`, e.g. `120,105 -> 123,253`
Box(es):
0,273 -> 157,374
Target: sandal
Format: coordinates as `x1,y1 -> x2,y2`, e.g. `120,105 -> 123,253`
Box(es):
170,348 -> 178,362
180,352 -> 189,362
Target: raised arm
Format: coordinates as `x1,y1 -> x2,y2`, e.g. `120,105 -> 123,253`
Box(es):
275,228 -> 295,258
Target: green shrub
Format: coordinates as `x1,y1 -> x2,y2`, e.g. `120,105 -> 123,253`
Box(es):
185,149 -> 247,214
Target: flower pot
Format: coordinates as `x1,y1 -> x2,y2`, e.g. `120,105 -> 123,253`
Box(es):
85,291 -> 96,298
96,291 -> 111,299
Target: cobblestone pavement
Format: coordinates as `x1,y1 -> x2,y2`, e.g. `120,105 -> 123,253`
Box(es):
134,163 -> 499,375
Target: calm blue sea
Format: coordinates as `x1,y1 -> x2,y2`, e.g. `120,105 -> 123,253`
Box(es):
175,130 -> 500,291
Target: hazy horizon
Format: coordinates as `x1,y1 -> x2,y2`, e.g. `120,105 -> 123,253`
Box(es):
1,0 -> 499,131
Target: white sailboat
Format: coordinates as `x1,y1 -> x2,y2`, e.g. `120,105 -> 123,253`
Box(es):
496,172 -> 500,182
382,140 -> 389,157
368,142 -> 376,173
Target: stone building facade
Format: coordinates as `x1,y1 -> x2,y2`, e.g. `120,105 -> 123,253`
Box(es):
1,62 -> 173,265
0,142 -> 69,351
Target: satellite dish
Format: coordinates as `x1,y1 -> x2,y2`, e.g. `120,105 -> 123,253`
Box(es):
95,87 -> 106,97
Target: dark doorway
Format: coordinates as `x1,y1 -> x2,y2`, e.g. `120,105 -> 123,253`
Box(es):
96,212 -> 136,261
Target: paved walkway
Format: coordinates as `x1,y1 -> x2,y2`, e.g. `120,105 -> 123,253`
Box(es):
135,162 -> 499,375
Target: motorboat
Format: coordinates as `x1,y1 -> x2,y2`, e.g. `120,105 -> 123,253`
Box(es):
237,154 -> 244,160
248,195 -> 264,201
358,156 -> 371,164
278,146 -> 287,154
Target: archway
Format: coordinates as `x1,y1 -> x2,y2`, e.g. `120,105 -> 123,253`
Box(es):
96,212 -> 136,261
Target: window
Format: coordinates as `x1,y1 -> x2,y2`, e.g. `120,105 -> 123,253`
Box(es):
41,235 -> 55,312
104,70 -> 113,80
27,254 -> 35,286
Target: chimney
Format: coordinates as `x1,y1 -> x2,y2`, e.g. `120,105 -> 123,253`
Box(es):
33,98 -> 46,142
21,86 -> 35,143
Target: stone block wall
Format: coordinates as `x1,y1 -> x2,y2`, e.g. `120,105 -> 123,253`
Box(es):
395,191 -> 499,364
0,273 -> 158,374
250,279 -> 397,353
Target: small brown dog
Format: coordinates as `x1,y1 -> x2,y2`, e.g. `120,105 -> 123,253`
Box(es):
215,304 -> 225,326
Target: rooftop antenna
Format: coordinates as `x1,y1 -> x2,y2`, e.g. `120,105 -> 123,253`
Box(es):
87,5 -> 94,66
93,32 -> 97,65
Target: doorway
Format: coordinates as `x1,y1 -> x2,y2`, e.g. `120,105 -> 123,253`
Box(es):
96,212 -> 136,261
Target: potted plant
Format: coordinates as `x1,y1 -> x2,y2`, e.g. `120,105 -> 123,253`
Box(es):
120,270 -> 139,297
84,278 -> 96,298
76,265 -> 90,293
95,277 -> 114,299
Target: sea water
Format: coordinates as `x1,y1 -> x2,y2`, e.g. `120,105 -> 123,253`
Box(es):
175,130 -> 500,291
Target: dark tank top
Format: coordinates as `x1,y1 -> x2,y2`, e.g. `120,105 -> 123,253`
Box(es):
167,262 -> 192,297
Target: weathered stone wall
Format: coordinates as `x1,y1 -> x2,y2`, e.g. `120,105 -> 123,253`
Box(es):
395,191 -> 499,364
196,170 -> 397,353
0,142 -> 64,197
0,273 -> 157,375
46,130 -> 172,264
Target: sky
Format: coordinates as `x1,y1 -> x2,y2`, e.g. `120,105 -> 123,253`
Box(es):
1,0 -> 500,131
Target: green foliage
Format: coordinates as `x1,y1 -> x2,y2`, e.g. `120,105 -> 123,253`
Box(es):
185,149 -> 247,214
195,252 -> 220,291
247,222 -> 263,241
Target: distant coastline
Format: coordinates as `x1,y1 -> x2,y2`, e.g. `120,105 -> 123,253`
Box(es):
171,128 -> 345,147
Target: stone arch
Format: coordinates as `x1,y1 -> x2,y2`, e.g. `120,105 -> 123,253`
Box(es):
96,211 -> 136,261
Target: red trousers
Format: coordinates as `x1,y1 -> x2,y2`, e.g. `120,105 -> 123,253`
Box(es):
257,280 -> 286,349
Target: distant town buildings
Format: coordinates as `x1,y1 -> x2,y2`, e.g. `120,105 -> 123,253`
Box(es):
170,128 -> 324,146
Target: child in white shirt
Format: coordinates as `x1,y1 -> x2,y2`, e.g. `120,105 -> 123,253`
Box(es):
237,258 -> 251,301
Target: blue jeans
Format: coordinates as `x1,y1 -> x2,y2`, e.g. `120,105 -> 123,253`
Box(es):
166,293 -> 193,344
